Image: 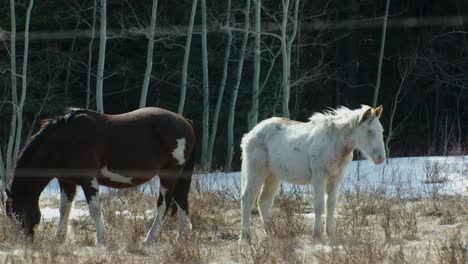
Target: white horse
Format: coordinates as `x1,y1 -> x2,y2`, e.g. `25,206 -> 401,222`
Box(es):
240,105 -> 385,241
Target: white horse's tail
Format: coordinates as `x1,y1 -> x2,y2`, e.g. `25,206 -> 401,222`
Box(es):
240,130 -> 268,195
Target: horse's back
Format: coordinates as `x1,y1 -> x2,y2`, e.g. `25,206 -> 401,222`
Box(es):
242,117 -> 305,151
71,108 -> 195,186
241,117 -> 312,184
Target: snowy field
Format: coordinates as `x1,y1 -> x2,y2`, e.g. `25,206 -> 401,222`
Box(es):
39,155 -> 468,221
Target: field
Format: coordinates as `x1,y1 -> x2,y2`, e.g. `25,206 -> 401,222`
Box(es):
0,156 -> 466,263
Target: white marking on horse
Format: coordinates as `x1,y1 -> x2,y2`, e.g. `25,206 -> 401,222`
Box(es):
144,187 -> 168,244
87,177 -> 105,245
54,190 -> 73,240
88,194 -> 105,245
100,166 -> 132,184
176,202 -> 192,233
172,138 -> 186,165
91,177 -> 99,190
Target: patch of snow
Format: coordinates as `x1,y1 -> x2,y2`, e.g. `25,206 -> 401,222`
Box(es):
41,207 -> 89,221
39,156 -> 468,206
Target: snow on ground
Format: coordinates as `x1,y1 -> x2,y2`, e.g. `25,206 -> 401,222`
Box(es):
39,156 -> 468,221
41,207 -> 89,220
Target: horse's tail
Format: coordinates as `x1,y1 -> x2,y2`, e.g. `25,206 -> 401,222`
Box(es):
167,134 -> 195,217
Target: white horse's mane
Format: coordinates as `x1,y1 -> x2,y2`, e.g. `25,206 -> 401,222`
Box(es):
309,105 -> 371,129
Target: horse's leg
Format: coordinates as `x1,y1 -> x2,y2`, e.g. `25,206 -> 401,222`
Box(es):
326,181 -> 338,238
240,152 -> 267,241
54,181 -> 77,241
82,178 -> 105,245
173,169 -> 193,235
313,178 -> 326,241
144,173 -> 175,244
257,175 -> 280,230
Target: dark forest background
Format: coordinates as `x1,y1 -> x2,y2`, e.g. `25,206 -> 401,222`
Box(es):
1,0 -> 468,170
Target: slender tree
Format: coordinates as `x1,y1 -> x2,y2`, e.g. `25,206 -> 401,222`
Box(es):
280,0 -> 300,118
207,0 -> 233,167
200,0 -> 210,165
139,0 -> 159,108
95,0 -> 107,113
385,58 -> 415,157
13,0 -> 34,163
280,0 -> 291,118
225,0 -> 251,171
372,0 -> 391,107
86,0 -> 97,109
249,0 -> 261,129
4,0 -> 18,186
178,0 -> 198,115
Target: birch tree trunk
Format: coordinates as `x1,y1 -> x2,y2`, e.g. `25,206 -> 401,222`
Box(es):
5,0 -> 18,186
372,0 -> 390,107
139,0 -> 159,108
225,0 -> 251,171
13,0 -> 34,164
0,143 -> 5,187
200,0 -> 210,165
280,0 -> 291,118
207,0 -> 232,167
178,0 -> 198,115
96,0 -> 107,113
86,0 -> 97,109
280,0 -> 300,118
249,0 -> 261,129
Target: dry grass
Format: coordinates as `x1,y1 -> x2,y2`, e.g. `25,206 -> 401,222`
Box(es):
0,166 -> 466,263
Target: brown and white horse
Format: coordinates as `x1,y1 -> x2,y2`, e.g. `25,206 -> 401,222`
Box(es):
5,107 -> 195,245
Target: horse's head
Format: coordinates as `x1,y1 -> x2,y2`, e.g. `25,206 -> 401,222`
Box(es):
5,189 -> 41,240
354,105 -> 386,164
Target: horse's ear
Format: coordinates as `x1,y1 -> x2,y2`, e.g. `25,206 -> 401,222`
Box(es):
39,119 -> 52,128
360,108 -> 373,124
375,105 -> 383,118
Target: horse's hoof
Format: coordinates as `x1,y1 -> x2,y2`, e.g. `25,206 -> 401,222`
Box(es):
53,235 -> 66,242
313,230 -> 323,242
95,241 -> 106,247
238,233 -> 252,244
238,238 -> 250,245
142,238 -> 159,246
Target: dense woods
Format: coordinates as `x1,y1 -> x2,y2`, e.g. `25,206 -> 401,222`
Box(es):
1,0 -> 468,182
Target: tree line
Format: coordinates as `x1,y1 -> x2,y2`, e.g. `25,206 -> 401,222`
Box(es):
1,0 -> 468,186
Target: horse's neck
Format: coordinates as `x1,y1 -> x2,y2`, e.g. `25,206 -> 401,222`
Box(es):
328,127 -> 356,161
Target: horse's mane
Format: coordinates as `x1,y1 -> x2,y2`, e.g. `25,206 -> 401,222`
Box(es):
309,105 -> 371,130
14,108 -> 90,171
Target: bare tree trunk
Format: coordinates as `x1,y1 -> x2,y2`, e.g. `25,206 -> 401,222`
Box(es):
86,0 -> 97,109
13,0 -> 34,163
287,0 -> 300,118
200,0 -> 210,166
280,0 -> 291,118
225,0 -> 251,171
139,0 -> 159,108
5,0 -> 18,186
455,86 -> 463,147
178,0 -> 198,115
95,0 -> 107,113
207,0 -> 232,167
249,0 -> 261,129
372,0 -> 390,107
385,58 -> 414,157
0,143 -> 5,187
